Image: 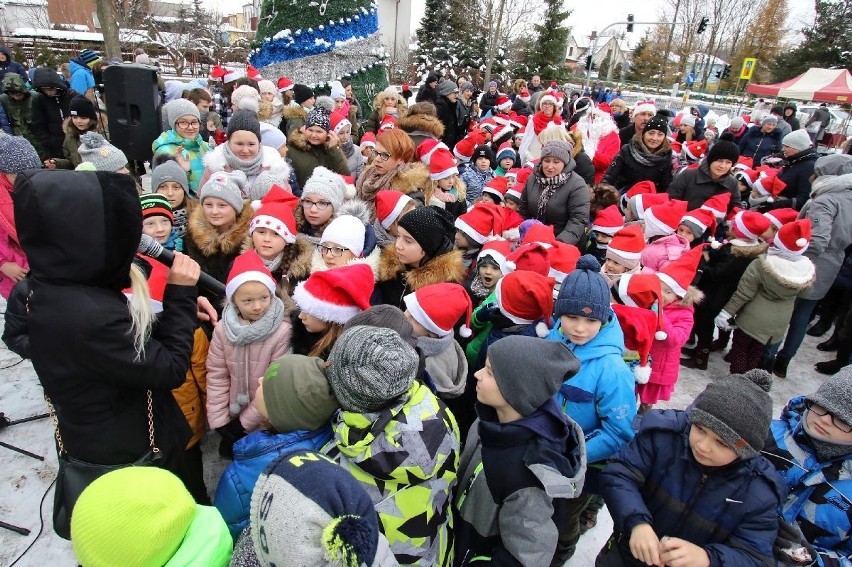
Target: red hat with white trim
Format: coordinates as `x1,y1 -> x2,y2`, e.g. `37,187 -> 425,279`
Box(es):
329,111 -> 351,134
249,184 -> 299,242
375,190 -> 414,230
479,118 -> 498,132
478,239 -> 512,273
505,185 -> 523,204
670,141 -> 683,156
277,76 -> 294,92
735,156 -> 753,170
495,94 -> 512,111
340,175 -> 356,200
679,208 -> 717,239
506,168 -> 520,180
416,138 -> 449,165
631,192 -> 670,220
495,271 -> 555,337
626,180 -> 657,199
614,273 -> 668,340
538,89 -> 559,108
246,65 -> 262,81
482,176 -> 508,202
633,99 -> 657,115
379,115 -> 397,130
454,136 -> 477,162
683,140 -> 708,161
644,200 -> 689,239
519,88 -> 531,102
515,167 -> 533,187
522,223 -> 556,247
591,204 -> 624,236
225,250 -> 277,302
658,245 -> 704,298
505,242 -> 552,276
699,192 -> 731,219
734,168 -> 763,191
429,149 -> 459,181
223,67 -> 244,83
731,209 -> 771,240
607,225 -> 646,266
209,65 -> 226,81
293,264 -> 374,324
360,131 -> 377,148
753,174 -> 787,202
764,207 -> 799,230
404,282 -> 473,338
774,218 -> 811,255
612,303 -> 658,384
548,241 -> 581,283
455,203 -> 505,245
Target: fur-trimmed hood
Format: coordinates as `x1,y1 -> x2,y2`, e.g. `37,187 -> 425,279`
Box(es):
392,162 -> 430,195
187,199 -> 253,257
761,253 -> 816,289
378,246 -> 465,289
397,111 -> 445,139
679,285 -> 704,307
810,172 -> 852,199
201,144 -> 291,180
568,129 -> 585,158
370,91 -> 408,116
729,240 -> 769,258
281,104 -> 307,122
282,236 -> 316,282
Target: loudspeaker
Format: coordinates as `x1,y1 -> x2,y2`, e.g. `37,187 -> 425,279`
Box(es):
103,64 -> 162,163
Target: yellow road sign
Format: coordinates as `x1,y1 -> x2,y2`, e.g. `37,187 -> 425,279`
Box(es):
740,58 -> 757,80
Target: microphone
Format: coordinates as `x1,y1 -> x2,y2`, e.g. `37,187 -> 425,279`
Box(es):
138,234 -> 226,296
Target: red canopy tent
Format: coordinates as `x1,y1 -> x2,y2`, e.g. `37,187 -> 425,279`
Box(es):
747,67 -> 852,103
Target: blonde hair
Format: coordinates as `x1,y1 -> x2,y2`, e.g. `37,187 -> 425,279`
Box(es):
425,175 -> 466,204
127,263 -> 155,362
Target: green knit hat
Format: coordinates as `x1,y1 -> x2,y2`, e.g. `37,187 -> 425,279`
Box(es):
262,354 -> 340,432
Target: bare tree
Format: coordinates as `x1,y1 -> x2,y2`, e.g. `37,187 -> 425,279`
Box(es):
95,0 -> 121,59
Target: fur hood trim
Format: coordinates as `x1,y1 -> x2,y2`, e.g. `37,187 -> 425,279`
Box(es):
371,91 -> 408,115
309,245 -> 382,279
730,240 -> 769,258
378,246 -> 465,289
568,130 -> 585,157
397,112 -> 445,139
287,236 -> 316,280
761,254 -> 816,289
679,285 -> 704,306
281,105 -> 307,121
187,199 -> 253,256
202,144 -> 291,179
392,162 -> 430,195
286,129 -> 340,155
811,172 -> 852,199
338,198 -> 372,225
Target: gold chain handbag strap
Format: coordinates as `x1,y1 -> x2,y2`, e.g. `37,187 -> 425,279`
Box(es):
46,390 -> 159,456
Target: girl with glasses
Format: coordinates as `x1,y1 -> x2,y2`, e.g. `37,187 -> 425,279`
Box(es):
153,98 -> 211,196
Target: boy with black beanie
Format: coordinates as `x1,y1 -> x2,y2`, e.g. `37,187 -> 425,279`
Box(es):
598,369 -> 783,567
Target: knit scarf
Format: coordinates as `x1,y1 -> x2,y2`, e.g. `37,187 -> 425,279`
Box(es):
261,252 -> 284,274
357,162 -> 410,203
172,207 -> 188,238
222,296 -> 286,346
341,138 -> 355,158
469,275 -> 492,301
222,143 -> 264,178
535,170 -> 570,219
800,418 -> 852,461
628,137 -> 671,168
532,111 -> 562,135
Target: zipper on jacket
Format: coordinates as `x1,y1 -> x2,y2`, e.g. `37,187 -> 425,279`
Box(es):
671,473 -> 707,538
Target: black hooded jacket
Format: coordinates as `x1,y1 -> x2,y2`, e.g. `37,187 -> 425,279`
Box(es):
0,46 -> 28,84
30,67 -> 72,158
14,171 -> 196,469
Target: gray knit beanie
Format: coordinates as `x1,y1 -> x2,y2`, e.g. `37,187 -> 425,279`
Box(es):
488,335 -> 580,416
782,129 -> 812,152
689,369 -> 773,460
77,132 -> 128,172
540,140 -> 573,166
199,170 -> 247,213
326,326 -> 417,413
554,255 -> 611,322
343,305 -> 417,348
250,170 -> 290,201
227,109 -> 262,141
165,98 -> 200,130
437,79 -> 457,97
302,166 -> 345,212
806,365 -> 852,427
150,160 -> 189,195
0,135 -> 41,173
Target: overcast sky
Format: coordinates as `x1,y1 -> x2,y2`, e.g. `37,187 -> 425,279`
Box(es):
205,0 -> 815,50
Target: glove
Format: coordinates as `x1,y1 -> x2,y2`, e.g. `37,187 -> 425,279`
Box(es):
216,419 -> 246,459
773,517 -> 817,566
714,309 -> 735,332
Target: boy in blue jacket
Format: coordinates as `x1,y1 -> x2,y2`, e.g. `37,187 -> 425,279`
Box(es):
546,254 -> 637,564
598,369 -> 784,567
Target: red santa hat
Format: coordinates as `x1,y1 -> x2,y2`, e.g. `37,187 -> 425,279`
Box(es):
375,190 -> 413,229
505,185 -> 524,204
732,209 -> 772,241
246,65 -> 262,82
454,136 -> 477,162
223,67 -> 244,83
416,139 -> 449,165
753,174 -> 787,202
699,192 -> 731,219
764,207 -> 799,230
477,239 -> 512,273
479,118 -> 498,133
773,218 -> 812,255
670,141 -> 683,156
379,115 -> 397,130
209,65 -> 226,81
277,76 -> 294,92
683,140 -> 708,161
505,168 -> 520,180
505,242 -> 552,276
359,131 -> 377,149
611,303 -> 659,384
482,176 -> 508,203
249,184 -> 299,243
519,88 -> 531,102
657,245 -> 705,298
626,180 -> 657,199
633,192 -> 670,220
644,200 -> 689,239
548,241 -> 581,283
538,89 -> 559,108
403,282 -> 473,338
614,273 -> 668,340
429,149 -> 459,181
734,156 -> 753,170
491,123 -> 514,146
522,223 -> 556,247
292,263 -> 374,324
329,111 -> 351,134
591,204 -> 625,236
734,168 -> 763,191
507,112 -> 527,130
225,250 -> 277,302
495,94 -> 512,112
495,271 -> 555,336
455,203 -> 505,245
607,225 -> 646,263
515,167 -> 533,187
340,175 -> 356,199
634,100 -> 657,115
679,208 -> 717,238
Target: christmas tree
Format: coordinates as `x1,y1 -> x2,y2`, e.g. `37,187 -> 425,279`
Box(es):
250,0 -> 389,106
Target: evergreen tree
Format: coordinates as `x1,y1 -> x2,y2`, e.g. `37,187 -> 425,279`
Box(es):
770,0 -> 852,81
625,28 -> 671,83
525,0 -> 571,79
413,0 -> 488,80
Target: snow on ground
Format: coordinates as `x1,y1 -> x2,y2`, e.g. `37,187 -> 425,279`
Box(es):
0,296 -> 833,566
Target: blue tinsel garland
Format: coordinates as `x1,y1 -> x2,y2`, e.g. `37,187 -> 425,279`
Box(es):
250,8 -> 379,68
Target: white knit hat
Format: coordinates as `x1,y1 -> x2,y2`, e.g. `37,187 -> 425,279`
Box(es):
320,215 -> 365,257
231,85 -> 260,112
302,166 -> 347,212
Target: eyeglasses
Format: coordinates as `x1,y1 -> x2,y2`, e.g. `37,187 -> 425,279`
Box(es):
370,149 -> 392,161
176,120 -> 200,129
301,199 -> 332,211
805,400 -> 852,433
317,244 -> 349,257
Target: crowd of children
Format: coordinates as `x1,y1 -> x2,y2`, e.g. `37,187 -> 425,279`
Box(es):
3,61 -> 852,567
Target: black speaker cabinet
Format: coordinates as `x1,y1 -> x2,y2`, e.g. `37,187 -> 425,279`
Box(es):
103,64 -> 162,163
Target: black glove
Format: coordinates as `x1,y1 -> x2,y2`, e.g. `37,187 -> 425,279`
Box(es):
773,517 -> 817,566
216,419 -> 246,459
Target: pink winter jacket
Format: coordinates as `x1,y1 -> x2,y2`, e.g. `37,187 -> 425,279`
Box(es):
640,234 -> 690,274
206,316 -> 292,432
648,302 -> 694,387
0,227 -> 27,299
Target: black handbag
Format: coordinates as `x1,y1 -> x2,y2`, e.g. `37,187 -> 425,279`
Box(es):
48,391 -> 162,540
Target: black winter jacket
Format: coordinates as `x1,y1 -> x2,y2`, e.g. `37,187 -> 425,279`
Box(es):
435,94 -> 461,149
602,141 -> 674,194
480,91 -> 500,118
776,147 -> 819,210
1,278 -> 29,358
667,160 -> 739,211
30,67 -> 71,159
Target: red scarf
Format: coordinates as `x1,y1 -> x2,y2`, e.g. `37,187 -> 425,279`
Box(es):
532,111 -> 562,135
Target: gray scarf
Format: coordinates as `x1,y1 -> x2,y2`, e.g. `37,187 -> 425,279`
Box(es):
535,170 -> 570,219
261,252 -> 284,275
801,410 -> 852,461
222,296 -> 286,346
223,143 -> 265,178
628,137 -> 671,168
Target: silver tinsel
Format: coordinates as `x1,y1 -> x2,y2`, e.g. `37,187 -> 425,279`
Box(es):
258,33 -> 386,87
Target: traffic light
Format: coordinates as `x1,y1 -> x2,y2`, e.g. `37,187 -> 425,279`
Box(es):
715,71 -> 722,79
697,16 -> 709,34
722,64 -> 731,79
626,14 -> 634,33
586,55 -> 593,70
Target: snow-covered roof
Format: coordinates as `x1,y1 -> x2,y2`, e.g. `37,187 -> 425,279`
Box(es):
684,53 -> 728,66
0,0 -> 48,5
11,27 -> 154,43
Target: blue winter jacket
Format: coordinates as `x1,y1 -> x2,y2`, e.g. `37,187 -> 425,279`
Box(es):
764,397 -> 852,567
214,426 -> 333,539
547,312 -> 636,465
0,102 -> 12,135
601,410 -> 785,567
68,60 -> 95,96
